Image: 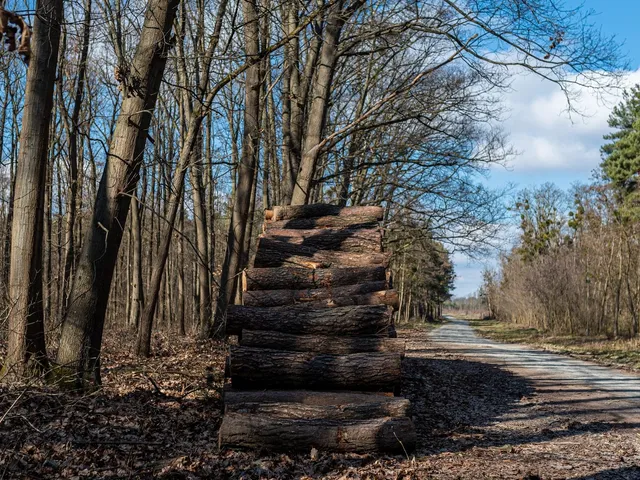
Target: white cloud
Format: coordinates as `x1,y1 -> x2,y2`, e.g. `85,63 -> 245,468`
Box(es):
498,69 -> 640,173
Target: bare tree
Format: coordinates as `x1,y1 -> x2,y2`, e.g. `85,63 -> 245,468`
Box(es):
2,0 -> 62,381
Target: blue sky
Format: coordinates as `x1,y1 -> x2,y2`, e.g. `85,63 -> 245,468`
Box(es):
453,0 -> 640,297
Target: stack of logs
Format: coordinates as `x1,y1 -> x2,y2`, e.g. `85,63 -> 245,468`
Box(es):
219,204 -> 416,453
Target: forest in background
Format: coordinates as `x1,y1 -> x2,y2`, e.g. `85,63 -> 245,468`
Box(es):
0,0 -> 624,386
486,86 -> 640,339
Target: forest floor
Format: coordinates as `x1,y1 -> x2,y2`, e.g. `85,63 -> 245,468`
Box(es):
469,319 -> 640,373
1,322 -> 640,479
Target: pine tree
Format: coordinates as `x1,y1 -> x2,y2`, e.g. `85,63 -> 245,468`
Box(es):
601,85 -> 640,193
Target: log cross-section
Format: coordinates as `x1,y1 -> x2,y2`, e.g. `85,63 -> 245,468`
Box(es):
219,203 -> 415,454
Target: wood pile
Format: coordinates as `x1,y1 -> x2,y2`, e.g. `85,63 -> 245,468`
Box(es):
219,204 -> 416,453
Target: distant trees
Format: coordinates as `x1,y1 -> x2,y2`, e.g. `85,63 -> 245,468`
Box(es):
489,181 -> 640,338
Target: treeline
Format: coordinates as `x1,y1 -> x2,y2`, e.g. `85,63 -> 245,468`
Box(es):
0,0 -> 621,384
487,86 -> 640,338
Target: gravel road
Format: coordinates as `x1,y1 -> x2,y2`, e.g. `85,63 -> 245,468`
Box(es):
430,317 -> 640,412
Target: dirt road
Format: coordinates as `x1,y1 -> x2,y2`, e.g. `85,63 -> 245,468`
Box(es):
396,318 -> 640,479
432,318 -> 640,405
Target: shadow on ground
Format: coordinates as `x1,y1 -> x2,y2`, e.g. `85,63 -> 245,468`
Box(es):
403,347 -> 640,456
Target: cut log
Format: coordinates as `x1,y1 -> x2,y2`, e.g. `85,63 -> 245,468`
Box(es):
265,215 -> 380,231
302,289 -> 400,310
240,330 -> 405,356
243,266 -> 387,291
225,398 -> 410,420
219,414 -> 416,453
253,238 -> 390,268
243,281 -> 387,307
226,304 -> 392,336
224,389 -> 398,406
263,227 -> 382,253
265,204 -> 384,222
229,347 -> 401,391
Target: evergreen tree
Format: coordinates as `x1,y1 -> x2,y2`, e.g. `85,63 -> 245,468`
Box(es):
601,85 -> 640,194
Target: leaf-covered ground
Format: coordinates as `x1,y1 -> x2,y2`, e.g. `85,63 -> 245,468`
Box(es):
1,328 -> 639,479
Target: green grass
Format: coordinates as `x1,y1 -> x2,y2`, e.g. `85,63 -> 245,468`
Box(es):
468,318 -> 640,372
397,317 -> 447,332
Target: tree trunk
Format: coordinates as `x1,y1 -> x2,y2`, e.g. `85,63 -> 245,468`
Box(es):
191,134 -> 211,335
244,265 -> 386,290
3,0 -> 63,381
226,304 -> 391,336
56,0 -> 179,385
263,227 -> 382,252
265,215 -> 380,231
266,204 -> 383,221
136,119 -> 202,356
253,237 -> 390,268
243,280 -> 388,307
290,0 -> 363,205
60,0 -> 92,318
225,396 -> 409,419
212,0 -> 262,336
219,414 -> 415,453
224,389 -> 399,406
128,194 -> 144,329
240,330 -> 405,355
229,346 -> 401,391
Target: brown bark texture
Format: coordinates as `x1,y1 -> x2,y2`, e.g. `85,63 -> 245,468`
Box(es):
226,304 -> 392,336
219,414 -> 415,453
229,346 -> 402,391
240,330 -> 405,355
262,227 -> 382,252
243,280 -> 387,307
253,237 -> 390,268
244,265 -> 387,291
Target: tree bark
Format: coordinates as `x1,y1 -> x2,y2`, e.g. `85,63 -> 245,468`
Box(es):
212,0 -> 261,336
243,280 -> 387,307
3,0 -> 63,381
230,346 -> 402,391
240,330 -> 405,355
56,0 -> 179,385
219,414 -> 415,453
265,214 -> 380,231
225,396 -> 409,419
253,237 -> 390,268
226,304 -> 391,335
60,0 -> 92,318
263,227 -> 382,252
244,265 -> 386,290
299,289 -> 399,310
128,194 -> 144,329
266,204 -> 383,221
224,389 -> 398,406
290,0 -> 365,205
